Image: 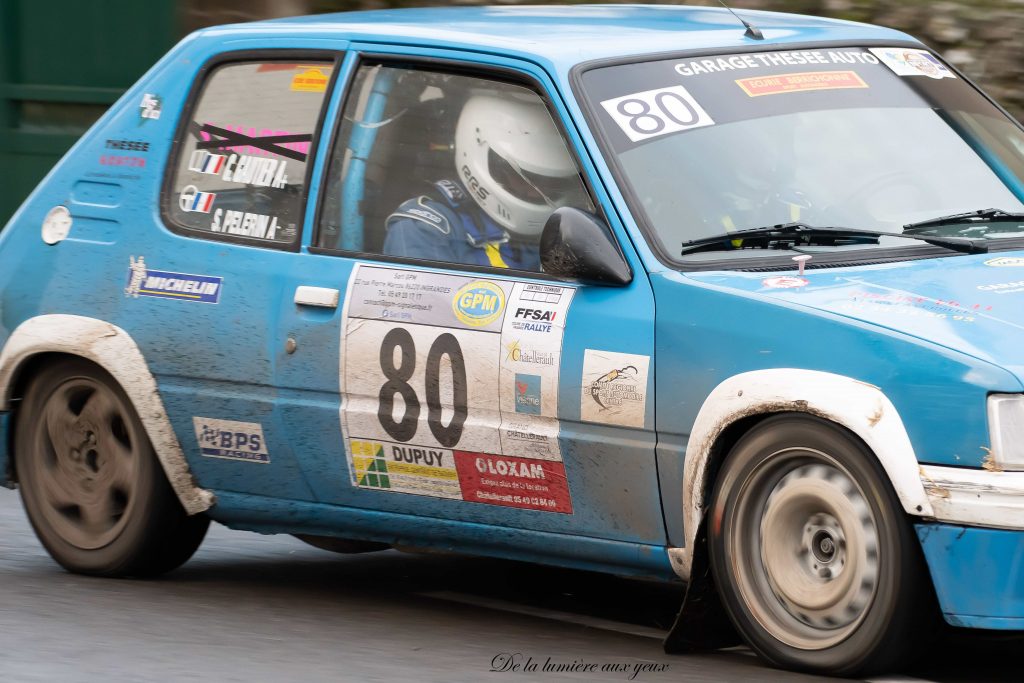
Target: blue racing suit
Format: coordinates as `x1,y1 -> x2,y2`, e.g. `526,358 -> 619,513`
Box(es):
383,179 -> 540,270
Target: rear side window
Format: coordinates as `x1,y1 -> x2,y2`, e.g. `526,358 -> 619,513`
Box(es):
166,59 -> 335,248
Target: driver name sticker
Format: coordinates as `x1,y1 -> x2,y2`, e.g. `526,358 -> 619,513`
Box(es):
870,48 -> 955,80
736,71 -> 868,97
600,85 -> 714,143
341,265 -> 574,513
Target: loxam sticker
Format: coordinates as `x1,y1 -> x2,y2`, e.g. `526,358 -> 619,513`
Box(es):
124,256 -> 222,304
580,350 -> 650,429
600,85 -> 714,143
870,48 -> 955,80
736,71 -> 868,97
340,265 -> 575,512
193,417 -> 269,463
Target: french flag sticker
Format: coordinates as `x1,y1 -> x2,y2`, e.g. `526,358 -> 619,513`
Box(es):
179,185 -> 216,213
188,150 -> 226,175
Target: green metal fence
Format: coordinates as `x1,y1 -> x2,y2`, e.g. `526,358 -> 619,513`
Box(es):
0,0 -> 178,226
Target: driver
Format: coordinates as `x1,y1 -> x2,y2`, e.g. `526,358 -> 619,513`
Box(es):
383,92 -> 589,270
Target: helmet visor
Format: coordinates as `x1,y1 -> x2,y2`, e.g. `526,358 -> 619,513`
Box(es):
488,148 -> 586,207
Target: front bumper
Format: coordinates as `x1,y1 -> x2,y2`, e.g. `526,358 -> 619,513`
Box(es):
920,465 -> 1024,530
0,411 -> 11,488
917,523 -> 1024,629
916,465 -> 1024,629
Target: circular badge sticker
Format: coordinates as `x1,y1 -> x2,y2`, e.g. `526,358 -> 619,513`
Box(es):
452,280 -> 506,327
984,257 -> 1024,268
762,276 -> 809,289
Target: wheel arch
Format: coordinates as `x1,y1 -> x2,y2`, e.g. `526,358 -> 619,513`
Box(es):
667,369 -> 932,582
0,314 -> 215,514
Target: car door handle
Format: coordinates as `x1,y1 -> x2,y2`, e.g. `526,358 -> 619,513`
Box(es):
294,286 -> 340,309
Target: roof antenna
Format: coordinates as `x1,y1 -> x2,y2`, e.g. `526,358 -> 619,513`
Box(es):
716,0 -> 765,40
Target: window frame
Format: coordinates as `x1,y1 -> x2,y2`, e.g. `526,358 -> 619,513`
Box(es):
310,53 -> 623,283
160,49 -> 344,253
571,39 -> 1024,273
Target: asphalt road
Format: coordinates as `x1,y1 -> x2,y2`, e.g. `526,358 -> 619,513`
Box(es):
0,492 -> 1019,683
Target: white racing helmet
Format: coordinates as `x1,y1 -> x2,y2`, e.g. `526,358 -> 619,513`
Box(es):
454,93 -> 586,238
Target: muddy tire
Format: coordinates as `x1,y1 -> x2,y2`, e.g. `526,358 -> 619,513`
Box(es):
708,414 -> 934,676
15,358 -> 208,577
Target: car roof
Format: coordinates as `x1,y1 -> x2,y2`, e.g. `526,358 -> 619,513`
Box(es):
216,5 -> 918,70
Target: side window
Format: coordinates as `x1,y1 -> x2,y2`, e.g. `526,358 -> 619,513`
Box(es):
166,59 -> 335,248
317,64 -> 596,272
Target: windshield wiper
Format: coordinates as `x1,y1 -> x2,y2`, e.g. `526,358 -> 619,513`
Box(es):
903,208 -> 1024,233
680,222 -> 989,256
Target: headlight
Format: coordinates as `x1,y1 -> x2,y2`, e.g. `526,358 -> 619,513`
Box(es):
988,394 -> 1024,471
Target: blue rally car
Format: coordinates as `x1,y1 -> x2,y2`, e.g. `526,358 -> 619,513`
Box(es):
1,4 -> 1023,675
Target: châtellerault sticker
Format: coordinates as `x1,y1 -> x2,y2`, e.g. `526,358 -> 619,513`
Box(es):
580,350 -> 651,428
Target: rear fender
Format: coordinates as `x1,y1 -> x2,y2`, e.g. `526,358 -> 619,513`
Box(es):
0,314 -> 214,514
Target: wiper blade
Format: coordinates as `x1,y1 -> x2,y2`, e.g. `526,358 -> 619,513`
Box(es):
680,222 -> 988,256
903,208 -> 1024,233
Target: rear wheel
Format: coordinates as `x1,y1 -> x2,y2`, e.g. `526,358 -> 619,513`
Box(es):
708,415 -> 934,676
15,358 -> 208,577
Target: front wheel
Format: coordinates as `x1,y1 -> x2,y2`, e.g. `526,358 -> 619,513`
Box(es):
708,415 -> 934,676
15,358 -> 209,577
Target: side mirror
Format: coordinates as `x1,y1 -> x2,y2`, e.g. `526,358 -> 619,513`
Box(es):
540,208 -> 632,285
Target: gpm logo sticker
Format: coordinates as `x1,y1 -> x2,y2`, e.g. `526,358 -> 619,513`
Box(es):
452,280 -> 506,327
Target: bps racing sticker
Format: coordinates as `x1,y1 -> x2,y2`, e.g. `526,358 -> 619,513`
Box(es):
124,256 -> 222,303
193,417 -> 269,464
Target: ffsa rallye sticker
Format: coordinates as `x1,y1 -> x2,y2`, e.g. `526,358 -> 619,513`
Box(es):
341,265 -> 574,513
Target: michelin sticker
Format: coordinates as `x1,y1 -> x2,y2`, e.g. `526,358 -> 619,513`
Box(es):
124,256 -> 222,304
581,350 -> 651,428
870,48 -> 955,80
340,265 -> 574,512
193,417 -> 269,463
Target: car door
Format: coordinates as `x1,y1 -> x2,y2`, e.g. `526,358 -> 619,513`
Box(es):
276,49 -> 665,547
145,51 -> 342,500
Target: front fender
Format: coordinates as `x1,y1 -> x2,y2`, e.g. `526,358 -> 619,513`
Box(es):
668,369 -> 933,581
0,314 -> 214,514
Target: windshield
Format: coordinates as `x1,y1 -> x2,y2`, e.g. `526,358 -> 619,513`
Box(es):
580,47 -> 1024,262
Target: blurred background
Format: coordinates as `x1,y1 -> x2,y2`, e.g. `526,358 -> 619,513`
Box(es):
1,0 -> 1022,225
